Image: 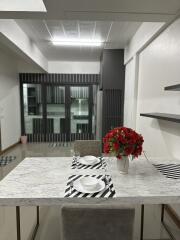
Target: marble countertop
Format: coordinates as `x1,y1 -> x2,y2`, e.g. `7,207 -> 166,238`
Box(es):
0,157 -> 179,206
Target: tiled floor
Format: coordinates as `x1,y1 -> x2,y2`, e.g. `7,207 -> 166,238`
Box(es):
0,143 -> 178,240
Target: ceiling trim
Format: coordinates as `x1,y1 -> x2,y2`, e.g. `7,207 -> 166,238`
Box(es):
0,12 -> 177,22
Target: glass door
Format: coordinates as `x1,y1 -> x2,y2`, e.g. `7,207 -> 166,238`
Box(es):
21,84 -> 94,142
22,83 -> 44,142
70,86 -> 92,140
45,85 -> 66,142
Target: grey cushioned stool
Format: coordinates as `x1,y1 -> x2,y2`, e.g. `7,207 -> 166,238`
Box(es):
61,204 -> 135,240
74,140 -> 101,157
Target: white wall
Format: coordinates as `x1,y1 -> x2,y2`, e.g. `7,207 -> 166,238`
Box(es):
124,22 -> 165,129
124,56 -> 137,129
124,17 -> 180,240
125,18 -> 180,160
0,48 -> 21,150
124,22 -> 164,64
48,61 -> 100,74
136,18 -> 180,159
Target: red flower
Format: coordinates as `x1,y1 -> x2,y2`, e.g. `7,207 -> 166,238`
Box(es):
103,126 -> 144,159
124,146 -> 134,155
104,143 -> 110,154
118,135 -> 127,144
113,142 -> 119,151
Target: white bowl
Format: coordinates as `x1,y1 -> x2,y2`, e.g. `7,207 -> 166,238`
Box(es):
82,156 -> 98,164
74,178 -> 105,193
80,176 -> 99,191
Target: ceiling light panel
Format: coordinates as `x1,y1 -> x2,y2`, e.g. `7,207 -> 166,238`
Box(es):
62,21 -> 79,39
79,21 -> 96,39
52,39 -> 103,47
45,20 -> 64,39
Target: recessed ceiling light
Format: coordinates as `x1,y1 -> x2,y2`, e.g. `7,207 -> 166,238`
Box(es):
51,38 -> 103,47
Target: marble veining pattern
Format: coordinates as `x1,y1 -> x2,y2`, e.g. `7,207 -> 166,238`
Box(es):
0,157 -> 179,206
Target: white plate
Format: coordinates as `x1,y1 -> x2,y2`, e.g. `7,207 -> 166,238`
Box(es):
73,177 -> 105,194
80,176 -> 99,191
78,155 -> 100,166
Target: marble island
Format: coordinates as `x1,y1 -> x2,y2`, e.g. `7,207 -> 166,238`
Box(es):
0,157 -> 179,206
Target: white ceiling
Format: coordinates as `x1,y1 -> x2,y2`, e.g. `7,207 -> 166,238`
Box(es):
0,0 -> 46,12
1,0 -> 180,22
16,20 -> 141,61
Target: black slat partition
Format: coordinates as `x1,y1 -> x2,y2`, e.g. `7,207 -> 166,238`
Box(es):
102,89 -> 123,137
100,49 -> 125,140
33,119 -> 43,134
33,119 -> 54,134
20,73 -> 99,85
70,133 -> 94,141
27,133 -> 94,143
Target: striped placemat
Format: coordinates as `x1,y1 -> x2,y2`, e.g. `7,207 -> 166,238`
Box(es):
153,164 -> 180,179
0,156 -> 16,166
64,174 -> 116,198
71,157 -> 106,170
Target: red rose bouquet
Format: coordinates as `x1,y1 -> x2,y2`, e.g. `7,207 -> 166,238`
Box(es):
103,127 -> 144,160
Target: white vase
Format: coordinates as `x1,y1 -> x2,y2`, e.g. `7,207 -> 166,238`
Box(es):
116,156 -> 129,174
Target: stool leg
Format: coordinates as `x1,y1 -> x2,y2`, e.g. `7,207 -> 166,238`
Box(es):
16,206 -> 21,240
16,206 -> 40,240
140,205 -> 144,240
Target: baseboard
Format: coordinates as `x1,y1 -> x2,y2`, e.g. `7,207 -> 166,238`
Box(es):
0,141 -> 20,156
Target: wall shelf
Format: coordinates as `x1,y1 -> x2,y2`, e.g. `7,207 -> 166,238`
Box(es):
164,84 -> 180,91
140,113 -> 180,123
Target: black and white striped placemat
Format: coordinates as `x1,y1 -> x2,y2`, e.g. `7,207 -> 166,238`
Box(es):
71,157 -> 106,170
0,156 -> 16,166
64,175 -> 116,198
153,164 -> 180,179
